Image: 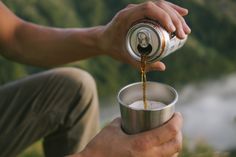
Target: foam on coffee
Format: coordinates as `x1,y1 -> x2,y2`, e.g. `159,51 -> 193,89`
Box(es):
129,100 -> 166,110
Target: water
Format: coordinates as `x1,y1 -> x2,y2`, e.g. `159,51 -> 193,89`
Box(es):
100,73 -> 236,151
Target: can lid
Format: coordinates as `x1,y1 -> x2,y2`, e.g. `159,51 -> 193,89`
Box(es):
126,23 -> 161,62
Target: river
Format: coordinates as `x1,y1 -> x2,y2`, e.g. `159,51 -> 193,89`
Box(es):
99,73 -> 236,151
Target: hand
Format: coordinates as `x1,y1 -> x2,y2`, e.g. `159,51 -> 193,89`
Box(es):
99,1 -> 191,71
67,112 -> 183,157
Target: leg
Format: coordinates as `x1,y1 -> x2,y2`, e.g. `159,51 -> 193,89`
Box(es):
0,67 -> 99,157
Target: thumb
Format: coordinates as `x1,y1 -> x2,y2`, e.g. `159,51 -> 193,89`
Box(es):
108,117 -> 127,135
146,61 -> 166,71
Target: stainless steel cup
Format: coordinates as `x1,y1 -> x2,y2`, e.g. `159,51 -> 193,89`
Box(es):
117,81 -> 178,134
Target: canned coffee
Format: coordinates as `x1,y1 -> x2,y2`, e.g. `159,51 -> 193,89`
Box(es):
126,20 -> 187,63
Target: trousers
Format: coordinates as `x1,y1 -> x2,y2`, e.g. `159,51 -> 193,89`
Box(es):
0,67 -> 99,157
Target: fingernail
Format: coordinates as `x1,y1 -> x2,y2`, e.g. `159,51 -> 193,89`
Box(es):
157,63 -> 166,71
186,26 -> 191,34
184,23 -> 191,34
178,29 -> 186,39
184,8 -> 189,14
161,64 -> 166,71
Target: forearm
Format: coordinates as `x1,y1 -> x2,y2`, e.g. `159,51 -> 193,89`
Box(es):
1,21 -> 105,67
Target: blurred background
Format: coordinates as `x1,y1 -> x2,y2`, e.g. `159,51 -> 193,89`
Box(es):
1,0 -> 236,156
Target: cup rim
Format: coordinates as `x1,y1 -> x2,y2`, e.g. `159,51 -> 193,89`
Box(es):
117,81 -> 178,111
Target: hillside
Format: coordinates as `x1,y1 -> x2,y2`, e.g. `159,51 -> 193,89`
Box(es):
0,0 -> 236,97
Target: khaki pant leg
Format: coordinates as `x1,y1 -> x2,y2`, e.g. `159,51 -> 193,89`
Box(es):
0,67 -> 100,157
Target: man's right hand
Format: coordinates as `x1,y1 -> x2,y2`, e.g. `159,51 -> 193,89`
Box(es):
68,112 -> 183,157
99,0 -> 191,72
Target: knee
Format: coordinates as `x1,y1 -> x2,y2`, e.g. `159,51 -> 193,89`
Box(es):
52,67 -> 99,123
50,67 -> 97,97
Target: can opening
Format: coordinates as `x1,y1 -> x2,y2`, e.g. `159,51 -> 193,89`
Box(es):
137,44 -> 152,55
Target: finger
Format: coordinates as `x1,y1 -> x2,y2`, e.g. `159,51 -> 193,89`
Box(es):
171,8 -> 191,35
178,16 -> 191,35
166,1 -> 188,16
137,112 -> 183,145
146,61 -> 166,71
124,53 -> 165,71
158,132 -> 183,156
126,1 -> 176,32
156,1 -> 186,39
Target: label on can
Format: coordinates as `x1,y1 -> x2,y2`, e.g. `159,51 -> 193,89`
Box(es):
163,34 -> 187,58
126,20 -> 187,63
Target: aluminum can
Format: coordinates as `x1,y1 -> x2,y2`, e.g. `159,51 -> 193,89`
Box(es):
126,20 -> 187,63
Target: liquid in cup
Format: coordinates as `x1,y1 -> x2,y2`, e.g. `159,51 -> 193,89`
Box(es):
129,100 -> 165,110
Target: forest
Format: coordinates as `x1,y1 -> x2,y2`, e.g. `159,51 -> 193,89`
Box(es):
1,0 -> 236,98
1,0 -> 236,156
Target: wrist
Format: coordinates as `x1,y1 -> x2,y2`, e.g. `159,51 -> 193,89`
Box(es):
65,26 -> 108,59
92,25 -> 110,56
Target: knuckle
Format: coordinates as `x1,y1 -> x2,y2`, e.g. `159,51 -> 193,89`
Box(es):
126,4 -> 135,8
156,0 -> 165,7
173,138 -> 182,152
142,1 -> 155,10
131,137 -> 150,151
167,124 -> 179,136
176,112 -> 183,123
160,12 -> 171,22
173,18 -> 182,28
115,10 -> 126,22
117,10 -> 126,18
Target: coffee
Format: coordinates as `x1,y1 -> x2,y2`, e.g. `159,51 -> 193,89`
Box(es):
129,100 -> 166,110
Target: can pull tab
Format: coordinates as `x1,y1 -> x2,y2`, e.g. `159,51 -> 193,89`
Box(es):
137,30 -> 152,55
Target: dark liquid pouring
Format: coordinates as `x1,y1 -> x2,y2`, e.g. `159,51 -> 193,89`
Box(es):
141,54 -> 148,110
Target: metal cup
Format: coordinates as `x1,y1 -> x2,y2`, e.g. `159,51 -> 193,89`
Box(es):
117,81 -> 178,134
